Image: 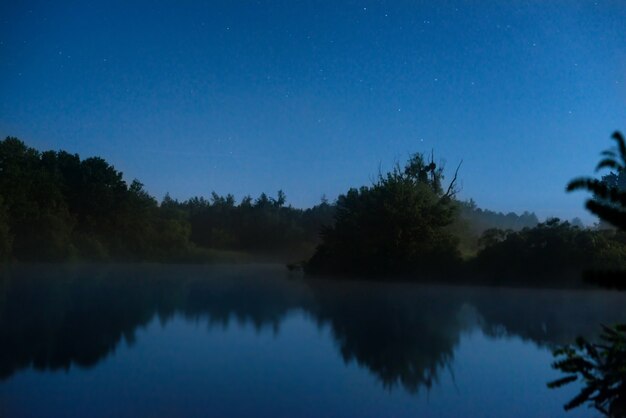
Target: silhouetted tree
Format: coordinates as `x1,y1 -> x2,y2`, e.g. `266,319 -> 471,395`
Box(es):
306,153 -> 462,277
0,137 -> 193,261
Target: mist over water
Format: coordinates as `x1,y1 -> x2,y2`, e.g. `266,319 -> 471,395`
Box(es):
1,264 -> 623,417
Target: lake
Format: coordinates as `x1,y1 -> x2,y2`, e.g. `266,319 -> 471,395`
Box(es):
1,264 -> 624,417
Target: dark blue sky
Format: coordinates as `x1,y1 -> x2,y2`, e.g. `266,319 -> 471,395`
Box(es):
1,1 -> 625,221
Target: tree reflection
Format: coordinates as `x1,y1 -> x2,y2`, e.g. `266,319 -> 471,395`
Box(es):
0,264 -> 309,379
307,281 -> 465,393
2,265 -> 626,398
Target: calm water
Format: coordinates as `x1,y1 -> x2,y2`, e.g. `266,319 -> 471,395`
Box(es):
1,264 -> 625,418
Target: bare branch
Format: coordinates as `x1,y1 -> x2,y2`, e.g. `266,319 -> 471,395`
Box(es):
443,160 -> 463,199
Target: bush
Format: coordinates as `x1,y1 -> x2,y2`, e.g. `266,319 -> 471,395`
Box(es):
306,153 -> 462,277
472,219 -> 626,284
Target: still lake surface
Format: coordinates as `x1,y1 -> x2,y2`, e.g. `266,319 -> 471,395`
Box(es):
1,264 -> 625,417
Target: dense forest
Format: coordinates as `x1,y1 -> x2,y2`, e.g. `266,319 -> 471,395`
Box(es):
0,136 -> 541,265
0,137 -> 333,262
1,135 -> 624,283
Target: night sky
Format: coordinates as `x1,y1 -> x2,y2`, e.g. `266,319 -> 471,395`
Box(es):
1,1 -> 625,222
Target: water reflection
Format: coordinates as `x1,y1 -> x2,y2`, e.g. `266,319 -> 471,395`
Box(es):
308,281 -> 464,393
0,264 -> 310,380
2,264 -> 626,397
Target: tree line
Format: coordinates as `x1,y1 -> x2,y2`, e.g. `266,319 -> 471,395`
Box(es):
2,135 -> 622,282
304,146 -> 626,282
0,137 -> 333,262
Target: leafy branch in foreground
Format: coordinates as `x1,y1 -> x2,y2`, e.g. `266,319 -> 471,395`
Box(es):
567,131 -> 626,230
549,130 -> 626,417
548,325 -> 626,417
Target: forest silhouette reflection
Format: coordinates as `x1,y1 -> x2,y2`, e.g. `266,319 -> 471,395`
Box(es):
2,264 -> 626,395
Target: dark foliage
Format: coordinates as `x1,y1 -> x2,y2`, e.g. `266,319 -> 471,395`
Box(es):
3,135 -> 622,281
0,137 -> 334,262
451,199 -> 539,256
549,130 -> 626,417
306,153 -> 462,276
548,325 -> 626,417
471,219 -> 626,284
0,137 -> 192,261
458,200 -> 539,234
164,192 -> 334,259
568,131 -> 626,230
